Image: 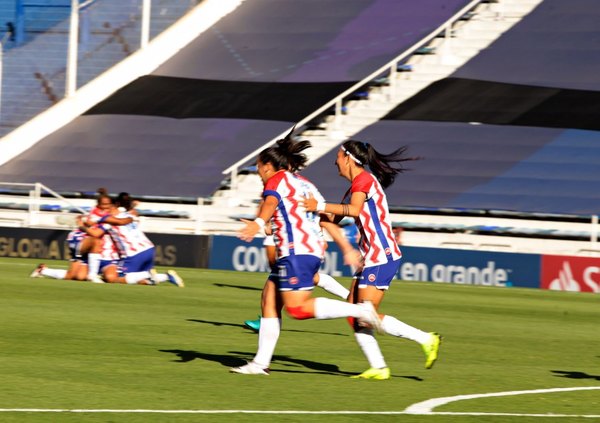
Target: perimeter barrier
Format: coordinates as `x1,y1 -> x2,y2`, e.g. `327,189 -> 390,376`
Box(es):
2,228 -> 598,293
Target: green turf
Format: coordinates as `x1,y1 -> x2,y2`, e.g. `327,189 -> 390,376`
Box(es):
1,257 -> 599,423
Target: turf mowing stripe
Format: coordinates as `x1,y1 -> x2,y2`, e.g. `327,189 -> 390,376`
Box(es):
1,409 -> 599,418
404,386 -> 600,414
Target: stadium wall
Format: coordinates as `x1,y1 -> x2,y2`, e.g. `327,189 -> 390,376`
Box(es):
2,228 -> 598,293
0,228 -> 210,268
207,236 -> 600,294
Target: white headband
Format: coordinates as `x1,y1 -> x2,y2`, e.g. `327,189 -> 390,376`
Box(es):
341,145 -> 363,165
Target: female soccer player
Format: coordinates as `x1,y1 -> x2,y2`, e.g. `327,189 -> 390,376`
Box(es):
303,140 -> 442,380
230,134 -> 381,375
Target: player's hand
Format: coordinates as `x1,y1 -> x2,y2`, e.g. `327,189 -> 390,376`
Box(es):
237,219 -> 260,242
301,194 -> 318,212
264,224 -> 273,236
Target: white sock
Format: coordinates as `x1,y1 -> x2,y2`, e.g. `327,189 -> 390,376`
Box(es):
124,271 -> 151,284
355,328 -> 387,369
153,273 -> 169,283
87,253 -> 101,279
253,317 -> 281,368
313,297 -> 362,320
41,268 -> 67,279
316,273 -> 350,299
381,315 -> 430,344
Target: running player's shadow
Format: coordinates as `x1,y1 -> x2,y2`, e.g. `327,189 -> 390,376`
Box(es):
158,349 -> 348,376
213,283 -> 262,291
551,370 -> 600,381
159,349 -> 423,380
187,319 -> 349,337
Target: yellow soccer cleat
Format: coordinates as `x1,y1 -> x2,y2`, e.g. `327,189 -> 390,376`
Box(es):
422,332 -> 442,369
350,367 -> 391,380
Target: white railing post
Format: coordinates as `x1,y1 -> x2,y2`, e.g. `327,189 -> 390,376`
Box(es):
195,197 -> 204,235
388,61 -> 397,102
65,0 -> 80,97
28,182 -> 42,225
141,0 -> 151,48
230,166 -> 238,190
591,215 -> 598,248
334,98 -> 343,130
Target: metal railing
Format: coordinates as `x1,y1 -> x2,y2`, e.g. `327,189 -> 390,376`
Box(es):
222,0 -> 485,187
0,181 -> 87,226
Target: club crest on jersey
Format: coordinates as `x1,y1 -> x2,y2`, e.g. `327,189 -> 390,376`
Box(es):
368,274 -> 376,282
289,242 -> 295,250
384,247 -> 391,255
289,277 -> 299,285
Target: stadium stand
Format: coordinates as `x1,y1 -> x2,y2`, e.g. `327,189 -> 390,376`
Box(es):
0,0 -> 475,199
303,0 -> 600,216
0,0 -> 196,137
1,0 -> 600,256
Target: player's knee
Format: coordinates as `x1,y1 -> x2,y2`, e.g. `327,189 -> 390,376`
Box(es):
285,305 -> 313,320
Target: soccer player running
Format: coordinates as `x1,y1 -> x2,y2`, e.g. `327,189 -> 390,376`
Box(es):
230,134 -> 381,375
303,140 -> 441,380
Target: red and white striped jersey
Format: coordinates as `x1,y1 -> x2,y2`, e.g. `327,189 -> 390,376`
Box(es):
99,234 -> 119,261
344,171 -> 401,267
102,212 -> 154,258
264,170 -> 325,259
85,207 -> 119,260
87,207 -> 107,224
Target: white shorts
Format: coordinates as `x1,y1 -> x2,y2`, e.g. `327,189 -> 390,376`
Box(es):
263,235 -> 275,247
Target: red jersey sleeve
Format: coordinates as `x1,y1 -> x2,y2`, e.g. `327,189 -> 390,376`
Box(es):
351,172 -> 374,194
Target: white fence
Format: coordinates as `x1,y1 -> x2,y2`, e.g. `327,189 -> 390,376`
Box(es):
1,181 -> 600,258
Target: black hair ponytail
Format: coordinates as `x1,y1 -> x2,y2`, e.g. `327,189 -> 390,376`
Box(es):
341,140 -> 419,189
258,126 -> 311,172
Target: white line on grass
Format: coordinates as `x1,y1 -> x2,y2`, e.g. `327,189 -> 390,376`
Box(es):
2,386 -> 599,417
404,386 -> 600,416
0,409 -> 599,418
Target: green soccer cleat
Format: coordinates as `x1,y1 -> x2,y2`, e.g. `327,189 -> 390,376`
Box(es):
350,367 -> 391,380
244,316 -> 261,332
422,332 -> 442,369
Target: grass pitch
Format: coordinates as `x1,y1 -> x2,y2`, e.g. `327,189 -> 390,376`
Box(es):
0,257 -> 599,422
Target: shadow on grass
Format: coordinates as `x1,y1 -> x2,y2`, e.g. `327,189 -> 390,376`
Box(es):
160,349 -> 423,380
187,319 -> 248,330
551,370 -> 600,381
213,283 -> 262,291
187,318 -> 349,337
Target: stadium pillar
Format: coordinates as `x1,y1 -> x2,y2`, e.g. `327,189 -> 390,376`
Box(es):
65,0 -> 79,97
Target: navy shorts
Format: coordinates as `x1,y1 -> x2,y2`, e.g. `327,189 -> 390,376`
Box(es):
119,248 -> 155,274
356,259 -> 401,290
270,255 -> 321,291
